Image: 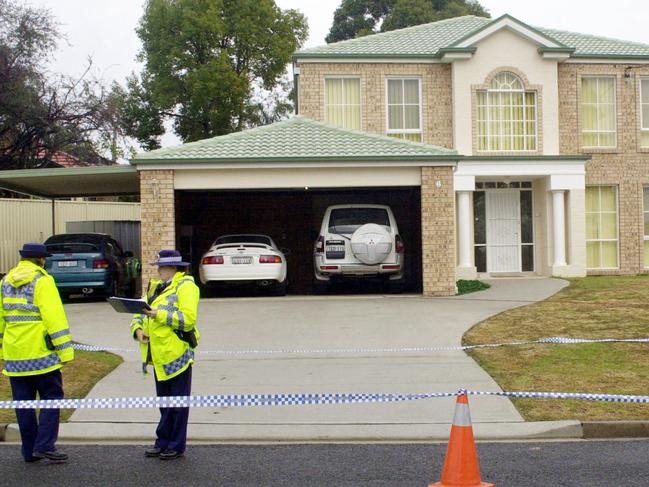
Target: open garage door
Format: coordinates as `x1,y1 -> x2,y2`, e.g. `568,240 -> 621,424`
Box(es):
176,187 -> 422,295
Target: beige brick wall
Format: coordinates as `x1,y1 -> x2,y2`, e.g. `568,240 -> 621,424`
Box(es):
558,64 -> 649,274
297,62 -> 454,149
421,166 -> 456,295
139,170 -> 176,289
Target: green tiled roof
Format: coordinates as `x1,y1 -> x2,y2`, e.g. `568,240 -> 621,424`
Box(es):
132,116 -> 457,164
537,28 -> 649,58
294,14 -> 649,60
295,15 -> 489,58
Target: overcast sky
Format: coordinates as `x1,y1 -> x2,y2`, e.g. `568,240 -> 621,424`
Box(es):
31,0 -> 649,148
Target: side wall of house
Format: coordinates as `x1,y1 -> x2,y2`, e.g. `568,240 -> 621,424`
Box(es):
558,64 -> 649,274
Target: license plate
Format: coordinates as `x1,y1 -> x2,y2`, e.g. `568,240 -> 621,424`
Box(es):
58,261 -> 78,267
326,245 -> 345,252
231,256 -> 252,265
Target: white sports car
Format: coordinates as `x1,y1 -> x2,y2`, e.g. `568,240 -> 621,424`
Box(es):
199,234 -> 288,295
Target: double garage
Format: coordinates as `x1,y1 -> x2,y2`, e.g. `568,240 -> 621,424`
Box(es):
136,117 -> 459,296
176,186 -> 422,294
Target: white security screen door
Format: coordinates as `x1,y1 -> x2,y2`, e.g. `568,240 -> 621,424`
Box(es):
486,190 -> 521,272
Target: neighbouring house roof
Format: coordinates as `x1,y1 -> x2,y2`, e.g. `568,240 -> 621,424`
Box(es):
35,149 -> 116,168
132,116 -> 458,165
36,150 -> 88,168
294,14 -> 649,60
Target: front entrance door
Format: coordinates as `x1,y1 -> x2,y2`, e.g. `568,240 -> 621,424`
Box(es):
486,190 -> 521,272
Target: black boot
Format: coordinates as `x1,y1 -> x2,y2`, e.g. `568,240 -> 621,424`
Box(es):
145,447 -> 163,457
32,450 -> 68,463
159,449 -> 183,460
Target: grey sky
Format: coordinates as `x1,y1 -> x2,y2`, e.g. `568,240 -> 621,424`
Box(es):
31,0 -> 649,148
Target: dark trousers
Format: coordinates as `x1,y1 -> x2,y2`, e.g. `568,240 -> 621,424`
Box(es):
154,366 -> 192,453
9,369 -> 63,461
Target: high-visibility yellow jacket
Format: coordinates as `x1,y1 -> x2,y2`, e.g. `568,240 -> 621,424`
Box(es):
0,260 -> 74,377
130,272 -> 200,381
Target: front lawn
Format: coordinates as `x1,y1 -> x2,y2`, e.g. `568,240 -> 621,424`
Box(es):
0,350 -> 122,423
463,275 -> 649,421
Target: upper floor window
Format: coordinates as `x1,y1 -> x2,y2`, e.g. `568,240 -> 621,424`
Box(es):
386,78 -> 422,142
324,77 -> 361,130
581,76 -> 616,148
476,72 -> 537,152
641,78 -> 649,148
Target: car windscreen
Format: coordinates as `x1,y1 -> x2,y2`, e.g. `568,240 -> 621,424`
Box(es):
45,242 -> 101,253
214,235 -> 271,246
45,235 -> 103,253
328,208 -> 390,234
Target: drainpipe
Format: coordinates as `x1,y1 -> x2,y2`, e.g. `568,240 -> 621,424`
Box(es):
293,61 -> 300,115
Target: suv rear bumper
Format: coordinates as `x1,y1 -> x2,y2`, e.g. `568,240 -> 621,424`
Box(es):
314,259 -> 403,281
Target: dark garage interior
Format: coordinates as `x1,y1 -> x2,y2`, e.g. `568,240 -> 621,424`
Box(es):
175,187 -> 422,295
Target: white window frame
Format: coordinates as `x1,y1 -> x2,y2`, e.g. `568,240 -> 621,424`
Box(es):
476,73 -> 538,152
640,77 -> 649,147
384,76 -> 423,141
581,76 -> 617,149
323,75 -> 362,130
585,185 -> 620,270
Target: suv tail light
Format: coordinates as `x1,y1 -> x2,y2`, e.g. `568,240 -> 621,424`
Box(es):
92,259 -> 110,269
315,235 -> 324,253
259,255 -> 282,264
395,235 -> 405,253
202,256 -> 224,265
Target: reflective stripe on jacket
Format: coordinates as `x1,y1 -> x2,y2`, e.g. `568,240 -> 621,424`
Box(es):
130,272 -> 200,381
0,260 -> 74,377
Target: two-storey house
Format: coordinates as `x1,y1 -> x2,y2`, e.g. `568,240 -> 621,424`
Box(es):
130,14 -> 649,296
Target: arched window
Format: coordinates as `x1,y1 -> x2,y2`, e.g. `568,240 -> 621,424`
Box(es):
476,72 -> 537,151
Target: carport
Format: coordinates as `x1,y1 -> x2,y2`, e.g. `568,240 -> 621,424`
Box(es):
132,116 -> 460,296
0,164 -> 139,237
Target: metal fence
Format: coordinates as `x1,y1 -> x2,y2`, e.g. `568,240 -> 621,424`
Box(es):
0,198 -> 140,274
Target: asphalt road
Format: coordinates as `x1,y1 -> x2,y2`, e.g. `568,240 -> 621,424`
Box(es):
1,440 -> 648,486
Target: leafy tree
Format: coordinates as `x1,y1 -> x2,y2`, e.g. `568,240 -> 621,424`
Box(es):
119,0 -> 308,149
0,0 -> 128,169
326,0 -> 489,43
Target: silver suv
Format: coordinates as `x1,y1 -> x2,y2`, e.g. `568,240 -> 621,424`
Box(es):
313,204 -> 405,287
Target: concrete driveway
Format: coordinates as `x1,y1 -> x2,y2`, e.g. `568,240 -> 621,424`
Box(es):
31,278 -> 577,441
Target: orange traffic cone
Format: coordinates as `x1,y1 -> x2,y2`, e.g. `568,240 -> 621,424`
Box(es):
430,392 -> 494,487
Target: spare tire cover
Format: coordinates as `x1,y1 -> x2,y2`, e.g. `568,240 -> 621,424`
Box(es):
350,223 -> 393,265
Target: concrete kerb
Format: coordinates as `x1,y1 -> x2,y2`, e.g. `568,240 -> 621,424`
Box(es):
5,420 -> 649,442
4,420 -> 583,443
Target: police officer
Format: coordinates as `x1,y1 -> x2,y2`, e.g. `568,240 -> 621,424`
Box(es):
0,243 -> 74,463
131,250 -> 199,460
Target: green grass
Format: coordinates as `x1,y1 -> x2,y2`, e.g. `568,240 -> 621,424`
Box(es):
0,350 -> 122,423
463,275 -> 649,421
456,279 -> 491,295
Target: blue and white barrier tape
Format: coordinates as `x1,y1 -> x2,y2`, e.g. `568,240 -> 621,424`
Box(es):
1,389 -> 648,410
0,391 -> 457,410
71,336 -> 649,356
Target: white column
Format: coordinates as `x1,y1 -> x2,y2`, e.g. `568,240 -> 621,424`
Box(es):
457,191 -> 473,269
552,190 -> 567,267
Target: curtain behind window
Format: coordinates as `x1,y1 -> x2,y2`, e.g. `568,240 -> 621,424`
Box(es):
325,78 -> 360,130
581,77 -> 616,148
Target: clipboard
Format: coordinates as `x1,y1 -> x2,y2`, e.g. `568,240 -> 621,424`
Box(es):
107,297 -> 151,314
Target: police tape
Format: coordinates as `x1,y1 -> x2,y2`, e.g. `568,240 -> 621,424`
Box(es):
71,336 -> 649,356
1,389 -> 648,410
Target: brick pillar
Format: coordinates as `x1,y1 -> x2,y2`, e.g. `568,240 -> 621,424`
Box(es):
139,170 -> 176,292
421,166 -> 456,296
